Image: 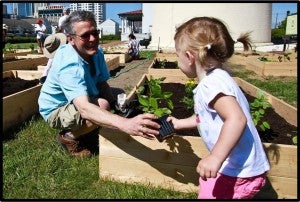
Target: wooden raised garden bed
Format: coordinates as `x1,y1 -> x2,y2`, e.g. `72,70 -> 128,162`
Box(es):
3,51 -> 32,61
99,74 -> 297,199
3,70 -> 42,133
3,57 -> 48,72
156,51 -> 177,62
104,55 -> 120,71
148,58 -> 189,79
236,51 -> 297,77
105,53 -> 131,64
15,54 -> 46,59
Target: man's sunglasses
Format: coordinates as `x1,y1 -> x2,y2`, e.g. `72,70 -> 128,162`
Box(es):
71,29 -> 100,42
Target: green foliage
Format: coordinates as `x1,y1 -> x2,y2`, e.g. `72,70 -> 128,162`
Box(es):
292,135 -> 297,145
250,90 -> 272,131
100,34 -> 121,41
258,56 -> 271,62
154,59 -> 178,69
139,50 -> 157,60
278,52 -> 291,62
271,18 -> 287,40
136,76 -> 174,117
6,36 -> 36,44
4,43 -> 16,53
271,28 -> 286,40
181,79 -> 197,110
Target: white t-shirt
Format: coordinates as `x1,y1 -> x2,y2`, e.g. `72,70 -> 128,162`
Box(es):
128,39 -> 139,56
58,15 -> 68,32
193,68 -> 270,177
35,24 -> 46,39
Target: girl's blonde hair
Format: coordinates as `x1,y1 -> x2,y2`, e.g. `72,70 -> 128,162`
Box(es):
174,17 -> 252,67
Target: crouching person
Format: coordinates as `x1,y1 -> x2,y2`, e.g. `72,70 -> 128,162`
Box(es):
38,10 -> 160,158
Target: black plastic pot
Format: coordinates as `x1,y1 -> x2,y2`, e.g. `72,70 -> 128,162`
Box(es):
156,115 -> 175,142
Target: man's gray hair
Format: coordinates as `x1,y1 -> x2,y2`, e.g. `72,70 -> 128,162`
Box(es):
62,10 -> 97,35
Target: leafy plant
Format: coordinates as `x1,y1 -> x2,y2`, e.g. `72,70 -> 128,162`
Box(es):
278,52 -> 291,62
283,52 -> 291,61
258,56 -> 270,62
250,90 -> 271,131
181,79 -> 197,110
29,43 -> 35,53
153,59 -> 178,69
136,76 -> 173,117
292,135 -> 297,145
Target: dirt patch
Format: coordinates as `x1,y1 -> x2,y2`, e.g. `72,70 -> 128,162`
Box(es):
107,57 -> 153,94
152,59 -> 178,69
160,83 -> 296,145
3,77 -> 40,97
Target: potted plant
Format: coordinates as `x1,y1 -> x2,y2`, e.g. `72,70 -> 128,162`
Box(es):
135,76 -> 175,142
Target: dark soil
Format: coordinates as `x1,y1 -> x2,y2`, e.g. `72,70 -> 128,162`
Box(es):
3,58 -> 26,62
152,59 -> 178,69
159,83 -> 296,145
3,77 -> 40,97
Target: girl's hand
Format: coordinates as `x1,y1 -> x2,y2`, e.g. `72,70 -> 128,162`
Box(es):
167,116 -> 180,130
167,115 -> 197,130
196,154 -> 223,181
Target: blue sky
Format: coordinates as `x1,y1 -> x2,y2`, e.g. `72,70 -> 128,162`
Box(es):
272,3 -> 297,28
3,3 -> 297,28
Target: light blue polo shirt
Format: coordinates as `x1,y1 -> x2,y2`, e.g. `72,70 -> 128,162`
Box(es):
38,44 -> 110,121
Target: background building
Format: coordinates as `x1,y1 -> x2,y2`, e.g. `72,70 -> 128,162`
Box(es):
99,19 -> 120,35
142,3 -> 273,50
70,3 -> 106,29
12,3 -> 35,18
38,5 -> 64,25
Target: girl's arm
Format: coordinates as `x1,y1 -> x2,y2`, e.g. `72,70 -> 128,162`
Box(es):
167,114 -> 197,130
210,93 -> 247,162
196,93 -> 247,180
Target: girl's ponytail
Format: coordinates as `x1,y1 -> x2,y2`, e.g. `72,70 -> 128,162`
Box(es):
236,32 -> 252,51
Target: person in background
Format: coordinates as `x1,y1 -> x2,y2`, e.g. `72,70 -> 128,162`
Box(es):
35,18 -> 47,54
38,10 -> 160,158
128,33 -> 140,60
39,33 -> 67,84
169,16 -> 270,199
3,24 -> 8,50
58,7 -> 70,33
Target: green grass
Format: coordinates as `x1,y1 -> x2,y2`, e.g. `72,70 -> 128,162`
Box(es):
226,63 -> 297,107
3,116 -> 197,199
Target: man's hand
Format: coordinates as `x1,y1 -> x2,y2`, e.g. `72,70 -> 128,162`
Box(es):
123,113 -> 160,140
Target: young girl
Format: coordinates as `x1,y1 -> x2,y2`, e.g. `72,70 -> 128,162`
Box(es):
170,17 -> 270,199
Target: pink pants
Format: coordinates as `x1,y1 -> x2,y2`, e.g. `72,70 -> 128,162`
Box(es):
198,172 -> 266,199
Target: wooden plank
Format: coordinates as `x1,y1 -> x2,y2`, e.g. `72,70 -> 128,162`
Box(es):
12,70 -> 42,80
260,175 -> 297,199
3,57 -> 48,71
16,54 -> 46,59
37,65 -> 46,71
245,58 -> 297,77
105,53 -> 130,63
3,51 -> 31,58
2,71 -> 15,79
234,77 -> 297,127
3,70 -> 42,80
3,84 -> 42,132
100,156 -> 199,193
105,55 -> 120,71
99,129 -> 297,198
